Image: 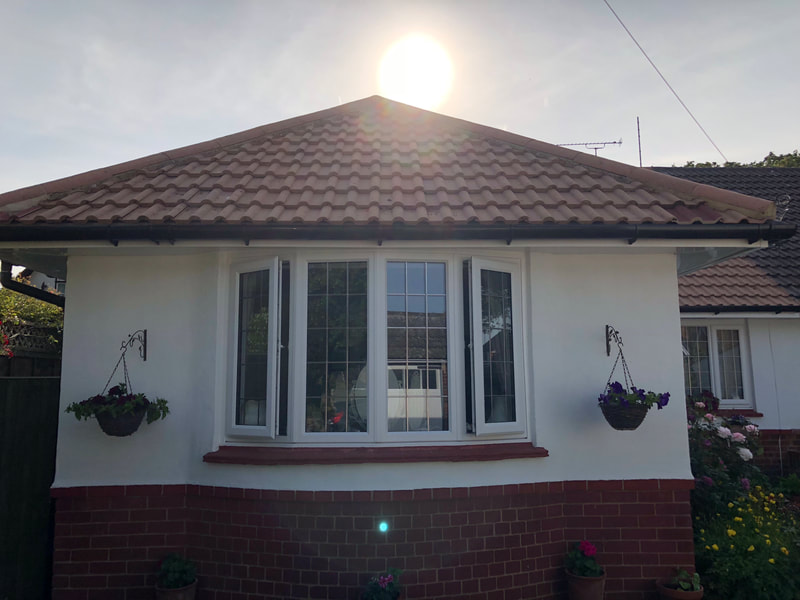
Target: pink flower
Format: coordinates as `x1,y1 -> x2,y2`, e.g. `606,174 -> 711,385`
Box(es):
745,424 -> 758,434
717,427 -> 732,439
579,540 -> 597,557
731,432 -> 746,444
704,413 -> 715,421
694,401 -> 706,409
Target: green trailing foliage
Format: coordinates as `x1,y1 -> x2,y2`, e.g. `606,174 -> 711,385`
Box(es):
156,553 -> 196,589
0,283 -> 63,328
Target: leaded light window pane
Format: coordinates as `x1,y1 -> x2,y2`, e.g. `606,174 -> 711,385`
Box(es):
305,261 -> 368,433
716,329 -> 744,399
681,325 -> 712,398
236,269 -> 270,426
386,261 -> 449,432
480,268 -> 516,423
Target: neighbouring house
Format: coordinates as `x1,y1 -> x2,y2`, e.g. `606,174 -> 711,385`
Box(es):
0,96 -> 794,600
655,167 -> 800,478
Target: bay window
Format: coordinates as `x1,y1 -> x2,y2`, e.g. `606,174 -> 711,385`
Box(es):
228,252 -> 528,443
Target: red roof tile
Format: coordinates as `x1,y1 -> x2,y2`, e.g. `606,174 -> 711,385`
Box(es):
0,97 -> 778,230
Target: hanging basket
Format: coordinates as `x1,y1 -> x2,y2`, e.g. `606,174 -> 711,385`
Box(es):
600,402 -> 649,431
95,406 -> 147,437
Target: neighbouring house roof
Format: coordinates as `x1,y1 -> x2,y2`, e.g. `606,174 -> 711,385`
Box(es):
655,167 -> 800,312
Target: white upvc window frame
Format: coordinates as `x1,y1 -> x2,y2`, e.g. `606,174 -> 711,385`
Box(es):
680,318 -> 754,409
226,248 -> 530,445
467,257 -> 527,436
227,256 -> 282,439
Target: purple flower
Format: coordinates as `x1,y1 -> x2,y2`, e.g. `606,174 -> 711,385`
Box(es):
598,393 -> 609,404
657,392 -> 669,409
609,381 -> 625,394
741,478 -> 751,491
701,476 -> 714,487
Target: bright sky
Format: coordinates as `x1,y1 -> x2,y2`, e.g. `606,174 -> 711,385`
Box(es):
1,0 -> 798,194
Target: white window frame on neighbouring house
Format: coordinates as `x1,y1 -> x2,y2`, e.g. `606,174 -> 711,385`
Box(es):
680,318 -> 753,409
226,249 -> 530,445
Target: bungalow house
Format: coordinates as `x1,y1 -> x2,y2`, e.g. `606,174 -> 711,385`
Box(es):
0,96 -> 793,599
654,167 -> 800,477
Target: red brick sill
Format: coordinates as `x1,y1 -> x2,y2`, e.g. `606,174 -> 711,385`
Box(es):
715,409 -> 764,418
204,443 -> 549,466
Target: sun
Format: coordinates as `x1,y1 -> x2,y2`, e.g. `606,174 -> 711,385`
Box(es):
378,34 -> 454,110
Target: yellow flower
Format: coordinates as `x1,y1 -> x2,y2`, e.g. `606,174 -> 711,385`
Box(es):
734,517 -> 743,522
712,544 -> 719,551
766,539 -> 772,546
730,544 -> 735,549
769,558 -> 775,564
700,529 -> 705,534
727,529 -> 737,537
728,502 -> 734,508
764,507 -> 770,513
779,493 -> 784,498
781,547 -> 789,556
748,545 -> 755,552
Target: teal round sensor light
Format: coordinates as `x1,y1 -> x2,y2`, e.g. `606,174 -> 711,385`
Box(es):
378,521 -> 389,533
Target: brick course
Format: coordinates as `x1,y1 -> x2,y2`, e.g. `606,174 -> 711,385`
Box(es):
51,480 -> 695,600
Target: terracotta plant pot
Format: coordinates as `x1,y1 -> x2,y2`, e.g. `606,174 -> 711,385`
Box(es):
156,579 -> 197,600
95,407 -> 146,437
566,569 -> 606,600
656,579 -> 703,599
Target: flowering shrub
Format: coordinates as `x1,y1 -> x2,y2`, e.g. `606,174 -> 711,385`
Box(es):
598,381 -> 670,410
695,486 -> 800,599
688,392 -> 800,599
686,393 -> 766,519
65,382 -> 169,424
361,568 -> 401,600
565,540 -> 603,577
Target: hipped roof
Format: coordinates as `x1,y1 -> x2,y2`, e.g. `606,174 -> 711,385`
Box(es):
656,167 -> 800,312
0,96 -> 787,243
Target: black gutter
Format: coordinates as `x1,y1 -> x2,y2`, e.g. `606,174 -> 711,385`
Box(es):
0,222 -> 795,244
0,261 -> 65,308
681,305 -> 800,314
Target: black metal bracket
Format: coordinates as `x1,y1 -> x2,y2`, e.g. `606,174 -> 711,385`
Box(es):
605,325 -> 623,357
120,329 -> 147,362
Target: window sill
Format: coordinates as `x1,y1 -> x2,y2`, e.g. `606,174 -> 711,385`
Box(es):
715,409 -> 763,418
203,443 -> 549,466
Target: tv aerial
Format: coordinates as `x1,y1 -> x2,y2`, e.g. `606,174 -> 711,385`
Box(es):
557,138 -> 622,156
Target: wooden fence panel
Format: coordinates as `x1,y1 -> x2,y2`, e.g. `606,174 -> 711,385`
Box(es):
0,377 -> 60,600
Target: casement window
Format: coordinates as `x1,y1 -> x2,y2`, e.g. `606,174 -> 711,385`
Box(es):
680,320 -> 752,408
228,252 -> 528,443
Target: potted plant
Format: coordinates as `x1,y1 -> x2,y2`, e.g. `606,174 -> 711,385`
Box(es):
362,568 -> 402,600
565,540 -> 605,600
65,382 -> 169,437
598,381 -> 670,430
156,553 -> 197,600
657,569 -> 703,599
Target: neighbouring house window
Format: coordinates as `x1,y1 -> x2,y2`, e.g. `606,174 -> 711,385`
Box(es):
680,320 -> 751,408
229,252 -> 528,443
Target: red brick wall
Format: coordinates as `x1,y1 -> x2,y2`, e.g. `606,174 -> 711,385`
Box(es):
51,479 -> 695,600
756,429 -> 800,478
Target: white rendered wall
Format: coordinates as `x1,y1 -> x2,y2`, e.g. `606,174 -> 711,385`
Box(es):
747,318 -> 800,429
54,248 -> 692,491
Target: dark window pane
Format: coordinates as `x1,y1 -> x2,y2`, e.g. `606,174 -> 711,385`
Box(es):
236,269 -> 270,426
307,296 -> 326,328
428,328 -> 447,359
306,329 -> 326,362
348,328 -> 367,362
408,328 -> 427,359
348,295 -> 367,327
328,295 -> 347,328
328,328 -> 347,362
308,263 -> 327,294
427,295 -> 446,327
349,263 -> 367,294
387,329 -> 407,360
329,263 -> 347,294
306,364 -> 325,397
